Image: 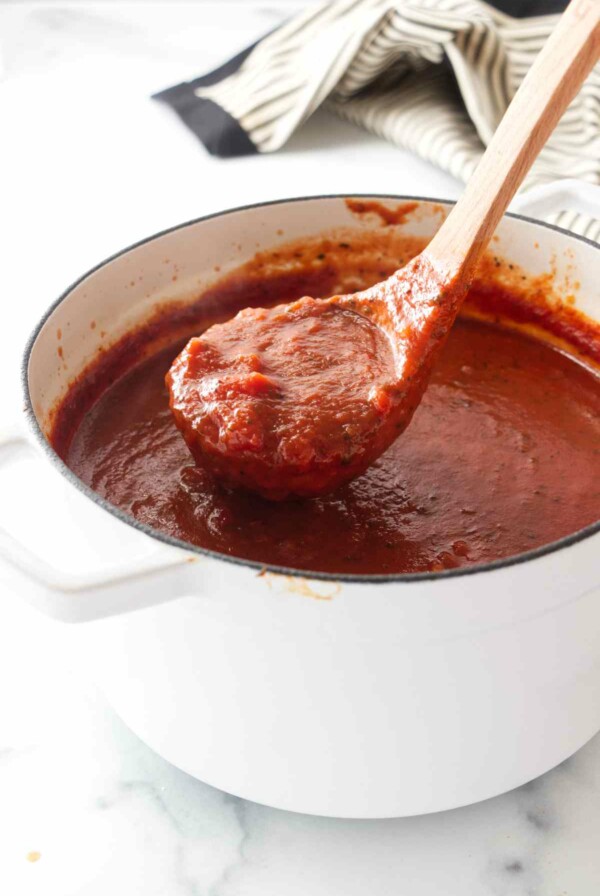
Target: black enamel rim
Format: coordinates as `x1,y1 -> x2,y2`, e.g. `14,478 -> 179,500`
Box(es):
22,194 -> 600,585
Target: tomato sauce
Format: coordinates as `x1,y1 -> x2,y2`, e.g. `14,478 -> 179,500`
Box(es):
52,230 -> 600,575
167,298 -> 396,499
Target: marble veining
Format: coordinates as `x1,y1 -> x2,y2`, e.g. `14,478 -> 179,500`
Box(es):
1,3 -> 600,895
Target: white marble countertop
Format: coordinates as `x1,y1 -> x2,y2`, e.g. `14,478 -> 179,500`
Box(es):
1,3 -> 600,894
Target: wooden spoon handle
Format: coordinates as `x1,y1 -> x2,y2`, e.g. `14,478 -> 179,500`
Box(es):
427,0 -> 600,278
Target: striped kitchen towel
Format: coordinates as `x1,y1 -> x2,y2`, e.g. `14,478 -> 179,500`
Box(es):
154,0 -> 600,242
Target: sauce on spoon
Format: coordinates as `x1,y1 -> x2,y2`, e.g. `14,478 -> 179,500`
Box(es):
167,256 -> 459,498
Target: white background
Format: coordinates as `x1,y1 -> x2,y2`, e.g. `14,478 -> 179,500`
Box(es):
1,4 -> 599,895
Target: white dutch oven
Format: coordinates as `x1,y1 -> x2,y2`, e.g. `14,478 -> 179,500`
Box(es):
4,186 -> 600,818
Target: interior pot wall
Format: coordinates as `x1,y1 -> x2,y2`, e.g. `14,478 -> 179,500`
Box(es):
28,197 -> 430,430
28,195 -> 600,437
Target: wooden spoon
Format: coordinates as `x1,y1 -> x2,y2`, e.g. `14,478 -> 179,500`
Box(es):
168,0 -> 600,500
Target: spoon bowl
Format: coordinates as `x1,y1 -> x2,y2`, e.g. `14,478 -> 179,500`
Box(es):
168,254 -> 462,498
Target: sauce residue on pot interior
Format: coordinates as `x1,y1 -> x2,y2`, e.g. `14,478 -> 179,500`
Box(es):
51,227 -> 600,575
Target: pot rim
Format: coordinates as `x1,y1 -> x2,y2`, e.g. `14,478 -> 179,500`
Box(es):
22,193 -> 600,585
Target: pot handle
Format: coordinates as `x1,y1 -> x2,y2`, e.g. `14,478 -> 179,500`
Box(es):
0,431 -> 199,623
510,179 -> 600,224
